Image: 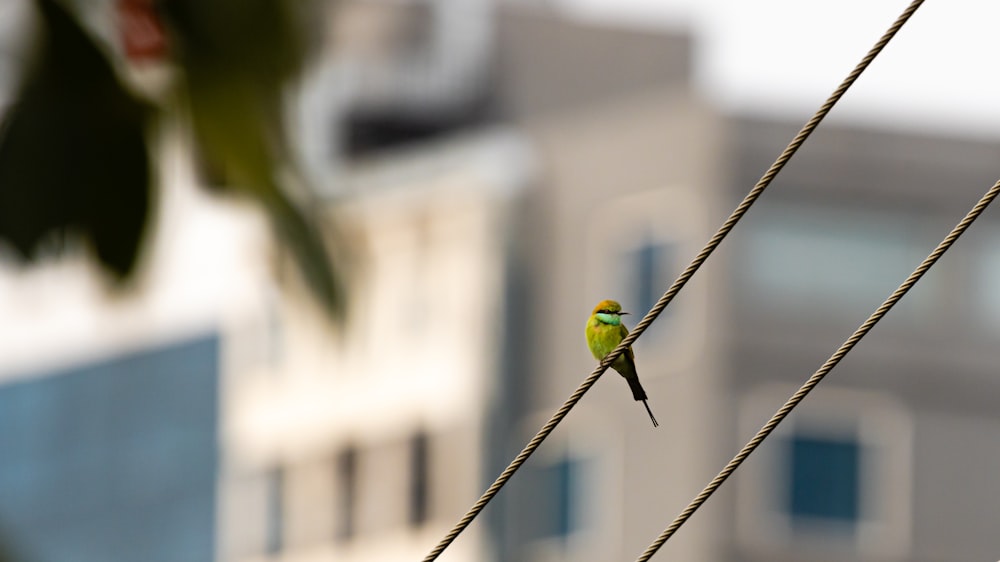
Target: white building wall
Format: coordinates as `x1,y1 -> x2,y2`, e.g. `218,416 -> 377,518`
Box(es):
220,128 -> 533,562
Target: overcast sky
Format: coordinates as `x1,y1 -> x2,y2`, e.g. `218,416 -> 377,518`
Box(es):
559,0 -> 1000,139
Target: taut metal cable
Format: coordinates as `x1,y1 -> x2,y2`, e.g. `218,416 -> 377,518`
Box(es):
636,179 -> 1000,562
423,1 -> 925,560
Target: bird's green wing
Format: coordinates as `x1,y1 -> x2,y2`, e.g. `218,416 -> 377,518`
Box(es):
618,323 -> 635,363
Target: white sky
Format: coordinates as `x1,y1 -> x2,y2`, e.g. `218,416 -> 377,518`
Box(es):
559,0 -> 1000,139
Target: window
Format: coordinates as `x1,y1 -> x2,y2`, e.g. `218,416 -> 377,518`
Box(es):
974,233 -> 1000,333
736,385 -> 912,558
335,446 -> 358,541
515,422 -> 623,561
739,203 -> 933,315
528,455 -> 587,540
549,457 -> 578,538
265,467 -> 284,555
785,433 -> 861,527
409,431 -> 430,527
625,237 -> 676,320
617,236 -> 677,351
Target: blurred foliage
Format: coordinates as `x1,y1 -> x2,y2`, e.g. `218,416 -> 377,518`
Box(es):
0,0 -> 150,277
0,0 -> 346,320
160,0 -> 346,320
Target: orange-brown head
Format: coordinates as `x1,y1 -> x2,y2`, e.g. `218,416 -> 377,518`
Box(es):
591,299 -> 626,316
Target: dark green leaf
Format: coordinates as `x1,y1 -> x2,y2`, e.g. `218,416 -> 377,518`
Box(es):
0,0 -> 151,278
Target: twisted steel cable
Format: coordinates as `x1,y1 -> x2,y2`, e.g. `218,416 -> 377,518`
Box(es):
636,179 -> 1000,562
423,1 -> 925,560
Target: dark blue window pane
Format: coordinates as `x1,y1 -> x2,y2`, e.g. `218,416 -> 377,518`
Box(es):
636,242 -> 659,315
553,458 -> 574,537
629,240 -> 675,319
529,456 -> 581,539
0,334 -> 219,562
787,435 -> 860,523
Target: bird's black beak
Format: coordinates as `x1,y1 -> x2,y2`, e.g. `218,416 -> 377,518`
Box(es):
620,311 -> 630,315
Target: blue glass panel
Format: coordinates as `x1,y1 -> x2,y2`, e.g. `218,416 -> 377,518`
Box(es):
787,435 -> 860,523
0,334 -> 219,562
553,458 -> 573,537
529,456 -> 582,539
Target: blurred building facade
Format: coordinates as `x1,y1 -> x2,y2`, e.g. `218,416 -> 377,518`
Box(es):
725,116 -> 1000,562
2,2 -> 1000,562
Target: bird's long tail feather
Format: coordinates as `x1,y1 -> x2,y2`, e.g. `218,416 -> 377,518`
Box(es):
625,374 -> 647,401
641,399 -> 659,428
623,375 -> 658,427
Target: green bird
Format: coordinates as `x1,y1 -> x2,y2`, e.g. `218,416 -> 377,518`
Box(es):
586,299 -> 658,428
